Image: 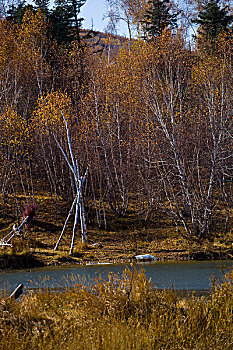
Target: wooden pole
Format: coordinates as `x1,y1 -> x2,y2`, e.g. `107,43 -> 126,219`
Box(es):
70,198 -> 79,255
54,198 -> 77,251
79,189 -> 87,244
54,112 -> 89,253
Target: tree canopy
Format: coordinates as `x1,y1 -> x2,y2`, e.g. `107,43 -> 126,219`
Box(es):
0,1 -> 233,242
142,0 -> 178,39
7,0 -> 86,44
193,0 -> 233,42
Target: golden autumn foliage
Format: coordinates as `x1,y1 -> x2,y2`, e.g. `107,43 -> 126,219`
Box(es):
0,20 -> 17,73
0,11 -> 232,238
0,10 -> 54,117
0,106 -> 30,155
33,91 -> 74,132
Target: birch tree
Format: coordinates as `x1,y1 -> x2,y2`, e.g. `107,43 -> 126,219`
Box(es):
142,30 -> 233,238
53,112 -> 88,253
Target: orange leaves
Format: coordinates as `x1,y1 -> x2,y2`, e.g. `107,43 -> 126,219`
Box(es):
0,9 -> 54,113
17,8 -> 48,55
0,20 -> 19,105
16,9 -> 52,92
1,107 -> 27,142
191,32 -> 233,123
0,20 -> 16,71
33,91 -> 74,133
0,106 -> 30,157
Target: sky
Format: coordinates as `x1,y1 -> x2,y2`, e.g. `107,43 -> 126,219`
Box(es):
26,0 -> 128,36
80,0 -> 129,37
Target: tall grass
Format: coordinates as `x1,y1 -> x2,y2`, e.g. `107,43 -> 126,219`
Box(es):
1,268 -> 233,349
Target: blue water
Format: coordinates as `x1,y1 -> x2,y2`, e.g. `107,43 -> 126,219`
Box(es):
0,260 -> 232,293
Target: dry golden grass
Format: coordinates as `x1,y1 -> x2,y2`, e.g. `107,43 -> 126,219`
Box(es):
1,268 -> 233,349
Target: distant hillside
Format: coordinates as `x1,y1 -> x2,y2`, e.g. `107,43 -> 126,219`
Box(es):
80,29 -> 128,56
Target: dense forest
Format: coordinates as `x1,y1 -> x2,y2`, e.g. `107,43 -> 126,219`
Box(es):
0,0 -> 233,243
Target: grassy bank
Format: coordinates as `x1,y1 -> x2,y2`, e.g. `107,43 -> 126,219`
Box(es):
0,192 -> 233,270
1,268 -> 233,349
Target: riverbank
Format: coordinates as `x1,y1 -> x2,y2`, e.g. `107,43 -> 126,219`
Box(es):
1,229 -> 233,271
1,268 -> 233,349
0,193 -> 233,270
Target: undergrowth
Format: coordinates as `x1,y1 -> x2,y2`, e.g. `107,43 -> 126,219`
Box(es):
1,268 -> 233,349
0,192 -> 233,266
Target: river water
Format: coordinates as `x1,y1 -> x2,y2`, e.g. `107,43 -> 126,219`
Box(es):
1,260 -> 233,294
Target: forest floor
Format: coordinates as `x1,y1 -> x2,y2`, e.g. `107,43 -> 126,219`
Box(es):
0,191 -> 233,270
